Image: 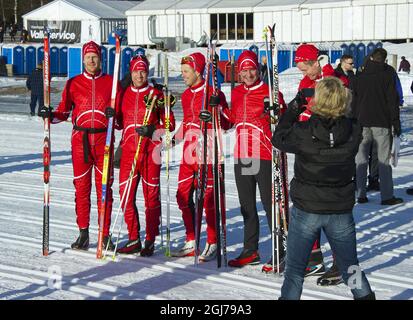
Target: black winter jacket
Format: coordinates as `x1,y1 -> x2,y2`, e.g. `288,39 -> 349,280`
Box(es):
26,68 -> 44,96
272,108 -> 362,214
350,60 -> 399,129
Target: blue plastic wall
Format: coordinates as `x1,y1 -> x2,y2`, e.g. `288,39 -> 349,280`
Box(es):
13,46 -> 25,75
59,47 -> 68,75
68,47 -> 82,79
26,46 -> 37,74
51,47 -> 59,75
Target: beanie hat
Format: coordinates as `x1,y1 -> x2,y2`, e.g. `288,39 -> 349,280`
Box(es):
82,41 -> 101,59
181,52 -> 206,75
237,50 -> 259,72
294,44 -> 319,63
130,55 -> 149,73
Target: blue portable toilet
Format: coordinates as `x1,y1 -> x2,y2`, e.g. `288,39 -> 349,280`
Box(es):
50,47 -> 59,75
108,46 -> 116,75
366,42 -> 375,56
2,47 -> 13,64
13,46 -> 25,75
135,47 -> 145,57
376,42 -> 383,49
233,48 -> 243,61
101,45 -> 108,75
37,46 -> 44,64
121,47 -> 134,79
278,49 -> 291,73
68,46 -> 83,79
340,43 -> 349,55
219,48 -> 235,61
26,46 -> 37,74
348,43 -> 357,62
59,47 -> 68,75
355,43 -> 366,69
331,48 -> 343,65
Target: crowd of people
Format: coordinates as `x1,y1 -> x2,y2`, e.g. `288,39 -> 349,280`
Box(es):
35,38 -> 412,300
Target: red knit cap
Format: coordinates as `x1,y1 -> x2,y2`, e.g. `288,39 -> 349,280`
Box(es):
130,55 -> 149,73
237,50 -> 258,72
82,41 -> 101,59
181,52 -> 206,75
294,44 -> 319,63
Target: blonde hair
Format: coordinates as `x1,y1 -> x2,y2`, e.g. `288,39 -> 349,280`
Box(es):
311,77 -> 350,119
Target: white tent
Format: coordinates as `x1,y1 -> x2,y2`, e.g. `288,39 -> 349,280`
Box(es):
22,0 -> 140,44
126,0 -> 413,46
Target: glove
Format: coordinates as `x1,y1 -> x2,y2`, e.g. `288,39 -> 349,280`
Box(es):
105,107 -> 115,118
300,88 -> 315,99
199,110 -> 212,123
135,124 -> 156,138
318,54 -> 329,69
263,97 -> 280,114
393,120 -> 401,137
38,106 -> 53,120
151,79 -> 165,91
157,94 -> 176,108
287,91 -> 307,117
209,95 -> 220,107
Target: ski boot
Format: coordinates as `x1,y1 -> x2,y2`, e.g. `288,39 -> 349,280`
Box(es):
117,239 -> 142,254
199,243 -> 217,262
71,228 -> 89,250
228,249 -> 260,268
304,249 -> 325,277
140,240 -> 155,257
171,240 -> 196,257
317,261 -> 343,286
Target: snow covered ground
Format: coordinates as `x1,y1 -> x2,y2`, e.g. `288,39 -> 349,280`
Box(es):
0,67 -> 412,300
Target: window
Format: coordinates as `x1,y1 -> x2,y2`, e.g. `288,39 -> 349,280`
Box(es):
211,14 -> 217,38
237,14 -> 244,40
246,13 -> 253,40
228,14 -> 235,40
219,14 -> 227,40
210,13 -> 253,41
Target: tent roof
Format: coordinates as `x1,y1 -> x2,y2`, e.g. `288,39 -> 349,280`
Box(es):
23,0 -> 140,19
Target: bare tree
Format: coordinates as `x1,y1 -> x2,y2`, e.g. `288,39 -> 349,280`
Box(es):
14,0 -> 18,24
1,0 -> 5,23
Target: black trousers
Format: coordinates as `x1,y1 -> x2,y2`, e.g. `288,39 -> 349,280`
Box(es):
234,159 -> 273,251
30,94 -> 44,114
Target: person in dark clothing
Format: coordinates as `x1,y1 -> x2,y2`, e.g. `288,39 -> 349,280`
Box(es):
9,25 -> 16,42
0,25 -> 4,43
398,56 -> 410,74
273,77 -> 374,300
335,54 -> 355,83
26,63 -> 44,116
352,48 -> 403,206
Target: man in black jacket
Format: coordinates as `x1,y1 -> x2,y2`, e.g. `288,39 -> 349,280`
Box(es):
273,77 -> 374,300
351,48 -> 403,205
335,54 -> 355,83
26,63 -> 44,116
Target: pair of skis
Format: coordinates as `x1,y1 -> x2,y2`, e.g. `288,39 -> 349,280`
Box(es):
264,24 -> 289,275
195,36 -> 227,268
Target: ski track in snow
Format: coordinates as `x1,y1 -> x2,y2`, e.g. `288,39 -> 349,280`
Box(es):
1,78 -> 413,300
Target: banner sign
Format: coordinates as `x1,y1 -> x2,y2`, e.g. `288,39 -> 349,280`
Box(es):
28,20 -> 81,43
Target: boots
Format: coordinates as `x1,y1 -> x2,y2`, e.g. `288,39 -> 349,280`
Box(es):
140,240 -> 155,257
71,228 -> 89,250
228,249 -> 260,268
117,239 -> 142,254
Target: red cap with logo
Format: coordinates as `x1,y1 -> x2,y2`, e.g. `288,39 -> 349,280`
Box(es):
237,50 -> 259,72
181,52 -> 206,75
82,41 -> 101,59
130,55 -> 149,73
294,44 -> 319,63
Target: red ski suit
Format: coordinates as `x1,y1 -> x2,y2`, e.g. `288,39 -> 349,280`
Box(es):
118,84 -> 175,242
52,71 -> 122,236
297,64 -> 349,251
223,80 -> 286,161
174,79 -> 231,244
298,64 -> 349,121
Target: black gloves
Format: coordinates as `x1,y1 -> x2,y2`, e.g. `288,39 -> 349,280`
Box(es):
393,120 -> 402,137
209,95 -> 220,107
263,97 -> 279,114
151,79 -> 164,91
287,91 -> 307,117
38,106 -> 53,120
135,124 -> 156,138
105,107 -> 115,118
199,110 -> 212,123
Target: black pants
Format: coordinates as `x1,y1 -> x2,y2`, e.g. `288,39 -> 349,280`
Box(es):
368,142 -> 379,182
234,159 -> 272,251
30,94 -> 44,115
